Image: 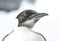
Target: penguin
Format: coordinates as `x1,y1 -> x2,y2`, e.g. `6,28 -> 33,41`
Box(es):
2,10 -> 48,41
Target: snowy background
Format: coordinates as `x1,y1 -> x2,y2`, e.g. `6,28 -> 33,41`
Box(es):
0,0 -> 60,41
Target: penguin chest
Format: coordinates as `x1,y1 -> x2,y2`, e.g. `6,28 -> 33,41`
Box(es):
4,28 -> 36,41
4,28 -> 45,41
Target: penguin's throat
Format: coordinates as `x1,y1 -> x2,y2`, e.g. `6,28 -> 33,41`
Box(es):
17,26 -> 33,30
18,19 -> 35,28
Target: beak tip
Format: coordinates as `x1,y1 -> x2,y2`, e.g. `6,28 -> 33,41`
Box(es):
42,13 -> 48,16
38,13 -> 48,17
45,13 -> 48,16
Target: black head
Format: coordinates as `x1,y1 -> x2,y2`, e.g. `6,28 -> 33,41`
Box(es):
16,10 -> 48,27
16,10 -> 37,23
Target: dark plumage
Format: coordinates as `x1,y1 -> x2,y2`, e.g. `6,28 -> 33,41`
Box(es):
16,10 -> 37,18
16,10 -> 37,23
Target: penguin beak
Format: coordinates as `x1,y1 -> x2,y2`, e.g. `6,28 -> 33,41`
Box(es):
32,13 -> 48,18
28,13 -> 48,20
38,13 -> 48,17
32,13 -> 48,23
35,13 -> 48,20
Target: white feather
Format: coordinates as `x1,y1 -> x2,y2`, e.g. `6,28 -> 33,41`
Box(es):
4,27 -> 45,41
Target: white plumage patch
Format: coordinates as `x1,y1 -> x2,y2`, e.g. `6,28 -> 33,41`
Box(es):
4,27 -> 45,41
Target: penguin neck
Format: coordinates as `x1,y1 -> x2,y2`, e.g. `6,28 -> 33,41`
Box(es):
18,19 -> 35,29
18,25 -> 33,30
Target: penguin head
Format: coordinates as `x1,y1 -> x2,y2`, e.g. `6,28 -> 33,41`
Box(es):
16,10 -> 48,28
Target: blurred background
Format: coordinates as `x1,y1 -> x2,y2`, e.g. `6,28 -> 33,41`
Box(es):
0,0 -> 60,41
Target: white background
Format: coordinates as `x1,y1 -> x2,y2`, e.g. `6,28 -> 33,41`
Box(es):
0,0 -> 60,41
